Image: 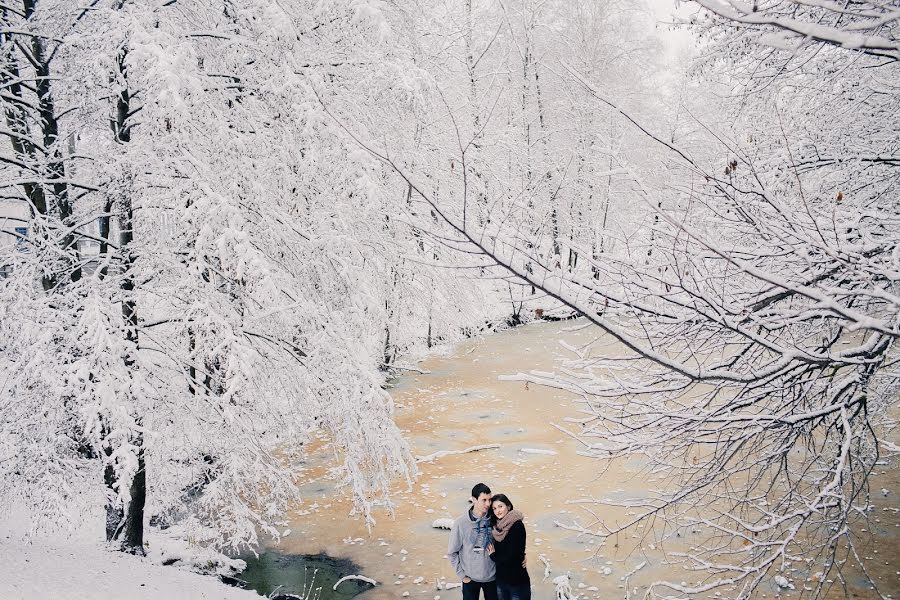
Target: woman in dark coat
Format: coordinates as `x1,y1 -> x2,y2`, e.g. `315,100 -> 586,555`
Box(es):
486,493 -> 531,600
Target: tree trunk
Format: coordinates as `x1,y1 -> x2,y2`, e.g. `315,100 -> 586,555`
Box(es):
118,440 -> 146,555
0,30 -> 46,217
532,60 -> 559,261
111,38 -> 145,554
1,6 -> 77,290
103,454 -> 124,542
464,0 -> 487,225
24,0 -> 80,284
598,113 -> 613,259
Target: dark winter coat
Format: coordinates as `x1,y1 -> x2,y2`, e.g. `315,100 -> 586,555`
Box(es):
489,520 -> 530,585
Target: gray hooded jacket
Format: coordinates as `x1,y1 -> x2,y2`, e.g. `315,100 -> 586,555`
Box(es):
447,508 -> 497,582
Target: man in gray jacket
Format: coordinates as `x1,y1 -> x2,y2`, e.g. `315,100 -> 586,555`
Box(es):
447,482 -> 498,600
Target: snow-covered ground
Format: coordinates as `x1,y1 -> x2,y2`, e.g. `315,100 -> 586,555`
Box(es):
0,537 -> 259,600
0,507 -> 260,600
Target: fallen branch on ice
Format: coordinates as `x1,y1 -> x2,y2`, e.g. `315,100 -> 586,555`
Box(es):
415,444 -> 500,463
622,561 -> 646,581
881,440 -> 900,453
382,363 -> 431,374
538,553 -> 552,581
333,575 -> 376,590
553,572 -> 574,599
519,447 -> 558,455
553,520 -> 595,535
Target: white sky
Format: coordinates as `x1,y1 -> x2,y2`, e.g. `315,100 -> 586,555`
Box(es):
646,0 -> 700,62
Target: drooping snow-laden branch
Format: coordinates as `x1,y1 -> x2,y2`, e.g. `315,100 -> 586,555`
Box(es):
690,0 -> 900,61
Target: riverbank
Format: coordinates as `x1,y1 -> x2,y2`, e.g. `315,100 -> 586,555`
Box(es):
0,503 -> 257,600
0,535 -> 259,600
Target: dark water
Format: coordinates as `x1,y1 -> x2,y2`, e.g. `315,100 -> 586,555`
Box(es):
237,551 -> 375,599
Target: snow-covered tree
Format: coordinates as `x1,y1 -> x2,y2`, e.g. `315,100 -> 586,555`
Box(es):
357,1 -> 898,597
0,0 -> 506,554
391,0 -> 667,308
528,5 -> 897,597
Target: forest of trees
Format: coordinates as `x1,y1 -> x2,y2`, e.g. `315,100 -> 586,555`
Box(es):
0,1 -> 896,598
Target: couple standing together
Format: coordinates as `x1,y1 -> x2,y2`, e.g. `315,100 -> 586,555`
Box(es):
447,483 -> 531,600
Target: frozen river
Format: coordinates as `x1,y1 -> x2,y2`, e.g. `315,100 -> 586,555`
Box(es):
259,319 -> 899,600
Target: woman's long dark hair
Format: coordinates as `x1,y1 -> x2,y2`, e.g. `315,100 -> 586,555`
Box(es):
489,493 -> 513,526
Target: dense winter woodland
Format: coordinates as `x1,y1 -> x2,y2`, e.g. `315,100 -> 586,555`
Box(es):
0,0 -> 897,598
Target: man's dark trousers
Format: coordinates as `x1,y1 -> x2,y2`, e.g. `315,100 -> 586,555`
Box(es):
462,579 -> 498,600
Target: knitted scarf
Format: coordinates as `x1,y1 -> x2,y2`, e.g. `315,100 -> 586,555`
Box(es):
492,509 -> 524,542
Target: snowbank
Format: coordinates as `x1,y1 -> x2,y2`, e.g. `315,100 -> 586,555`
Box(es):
0,505 -> 259,600
0,535 -> 260,600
